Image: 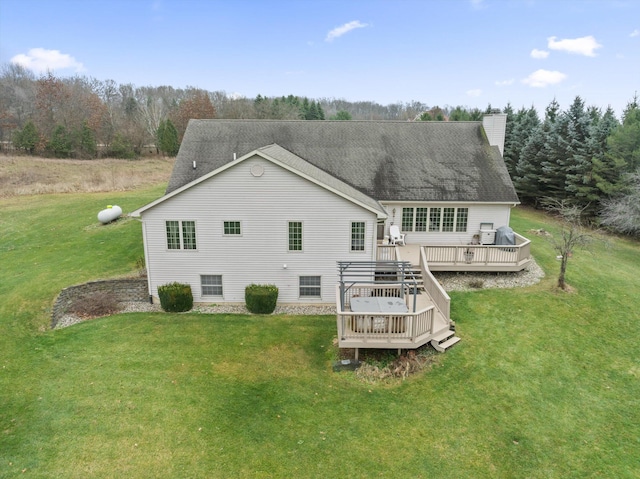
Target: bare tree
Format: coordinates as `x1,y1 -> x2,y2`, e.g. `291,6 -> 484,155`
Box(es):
600,170 -> 640,236
543,199 -> 599,290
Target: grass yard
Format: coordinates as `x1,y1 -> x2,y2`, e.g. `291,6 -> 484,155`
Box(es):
1,183 -> 639,478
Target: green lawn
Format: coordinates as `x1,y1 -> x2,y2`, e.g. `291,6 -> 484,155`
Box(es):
1,190 -> 639,478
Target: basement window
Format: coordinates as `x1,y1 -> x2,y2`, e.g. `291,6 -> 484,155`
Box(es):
299,276 -> 321,298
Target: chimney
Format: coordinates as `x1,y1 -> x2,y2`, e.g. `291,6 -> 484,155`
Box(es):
482,113 -> 507,156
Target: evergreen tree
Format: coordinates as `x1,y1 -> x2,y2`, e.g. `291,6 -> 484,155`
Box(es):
571,106 -> 619,215
562,96 -> 593,204
13,120 -> 39,154
156,119 -> 179,156
504,106 -> 540,175
514,100 -> 559,205
76,121 -> 98,159
330,110 -> 352,120
47,124 -> 73,158
606,95 -> 640,175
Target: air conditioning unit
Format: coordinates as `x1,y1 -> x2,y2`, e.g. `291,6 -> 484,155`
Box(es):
480,229 -> 496,245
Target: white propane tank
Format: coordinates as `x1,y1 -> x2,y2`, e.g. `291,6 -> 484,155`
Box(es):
97,205 -> 123,224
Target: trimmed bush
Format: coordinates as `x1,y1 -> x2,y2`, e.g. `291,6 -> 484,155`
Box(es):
245,284 -> 278,314
158,282 -> 193,312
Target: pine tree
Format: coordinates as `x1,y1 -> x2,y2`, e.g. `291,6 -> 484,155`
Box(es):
47,124 -> 73,158
13,121 -> 39,154
515,100 -> 559,205
76,121 -> 98,159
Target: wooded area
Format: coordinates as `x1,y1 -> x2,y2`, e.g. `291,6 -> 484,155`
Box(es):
1,63 -> 638,235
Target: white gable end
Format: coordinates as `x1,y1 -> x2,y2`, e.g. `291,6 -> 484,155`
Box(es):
140,155 -> 378,303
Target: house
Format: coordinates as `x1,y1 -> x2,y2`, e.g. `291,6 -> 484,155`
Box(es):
131,115 -> 531,353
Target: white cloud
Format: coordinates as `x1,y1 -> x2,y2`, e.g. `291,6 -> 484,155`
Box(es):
522,69 -> 567,88
495,79 -> 514,86
466,89 -> 482,97
470,0 -> 486,9
631,29 -> 640,38
325,20 -> 368,42
11,48 -> 85,73
530,48 -> 549,59
547,35 -> 602,57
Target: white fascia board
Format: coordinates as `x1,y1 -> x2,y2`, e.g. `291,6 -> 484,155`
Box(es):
257,150 -> 388,220
130,149 -> 388,219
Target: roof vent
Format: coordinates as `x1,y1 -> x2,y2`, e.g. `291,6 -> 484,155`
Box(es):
192,161 -> 196,169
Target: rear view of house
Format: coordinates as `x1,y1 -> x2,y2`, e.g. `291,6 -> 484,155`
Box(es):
131,115 -> 530,311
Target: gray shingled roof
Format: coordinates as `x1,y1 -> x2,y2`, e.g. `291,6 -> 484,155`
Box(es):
256,144 -> 387,217
166,119 -> 519,203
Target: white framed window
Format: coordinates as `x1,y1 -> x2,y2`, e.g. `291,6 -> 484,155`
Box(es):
166,220 -> 196,250
288,221 -> 302,251
299,276 -> 321,298
201,275 -> 223,296
456,208 -> 469,232
415,207 -> 429,232
442,208 -> 455,232
401,208 -> 414,231
351,221 -> 365,251
223,221 -> 241,235
398,207 -> 469,233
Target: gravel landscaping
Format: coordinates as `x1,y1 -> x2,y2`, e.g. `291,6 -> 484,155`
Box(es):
54,258 -> 544,328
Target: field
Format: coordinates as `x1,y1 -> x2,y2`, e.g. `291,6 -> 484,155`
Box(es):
1,157 -> 639,478
0,155 -> 174,197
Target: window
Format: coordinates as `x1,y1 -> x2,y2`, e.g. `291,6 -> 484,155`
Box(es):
299,276 -> 321,297
442,208 -> 455,232
166,220 -> 196,250
223,221 -> 241,235
182,221 -> 196,249
351,221 -> 365,251
397,207 -> 469,233
201,275 -> 222,296
401,208 -> 414,232
288,221 -> 302,251
415,208 -> 429,232
429,208 -> 441,232
456,208 -> 469,232
166,221 -> 181,249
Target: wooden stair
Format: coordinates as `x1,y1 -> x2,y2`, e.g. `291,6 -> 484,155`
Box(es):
406,267 -> 424,292
430,328 -> 461,352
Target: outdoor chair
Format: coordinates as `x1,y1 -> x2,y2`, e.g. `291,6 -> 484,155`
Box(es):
389,225 -> 406,246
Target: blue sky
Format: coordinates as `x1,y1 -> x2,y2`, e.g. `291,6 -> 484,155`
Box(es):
1,0 -> 638,117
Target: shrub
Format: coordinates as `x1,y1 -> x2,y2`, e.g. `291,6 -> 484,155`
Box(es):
245,284 -> 278,314
68,291 -> 121,318
158,282 -> 193,312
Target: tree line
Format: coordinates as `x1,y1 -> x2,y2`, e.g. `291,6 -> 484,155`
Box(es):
1,63 -> 638,235
503,95 -> 640,235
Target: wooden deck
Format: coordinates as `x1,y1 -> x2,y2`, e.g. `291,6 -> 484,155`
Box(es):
336,282 -> 452,351
379,232 -> 532,272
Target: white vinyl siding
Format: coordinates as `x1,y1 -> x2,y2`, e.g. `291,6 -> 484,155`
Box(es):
141,156 -> 377,303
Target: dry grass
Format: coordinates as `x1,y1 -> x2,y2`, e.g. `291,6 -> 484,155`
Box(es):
0,154 -> 174,197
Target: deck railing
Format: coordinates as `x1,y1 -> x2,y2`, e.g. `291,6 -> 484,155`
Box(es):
336,284 -> 435,343
422,233 -> 531,267
376,244 -> 397,262
419,248 -> 451,320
